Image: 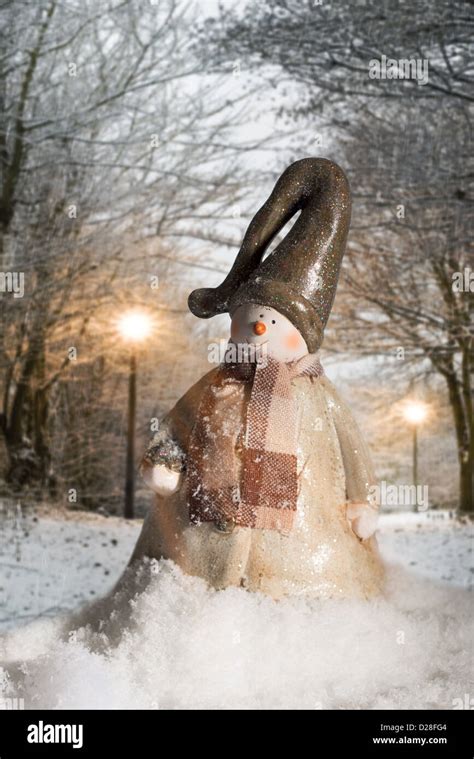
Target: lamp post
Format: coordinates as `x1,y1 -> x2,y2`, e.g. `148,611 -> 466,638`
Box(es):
403,400 -> 429,510
117,311 -> 153,519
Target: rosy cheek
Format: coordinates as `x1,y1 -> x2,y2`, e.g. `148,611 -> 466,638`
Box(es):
285,331 -> 302,350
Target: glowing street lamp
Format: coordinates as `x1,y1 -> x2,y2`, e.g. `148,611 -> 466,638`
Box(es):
117,310 -> 153,519
117,311 -> 153,343
402,400 -> 429,503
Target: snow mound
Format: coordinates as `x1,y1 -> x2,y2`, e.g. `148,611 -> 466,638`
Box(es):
1,558 -> 472,710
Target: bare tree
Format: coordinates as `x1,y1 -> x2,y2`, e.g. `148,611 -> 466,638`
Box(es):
199,0 -> 473,105
331,102 -> 473,514
196,0 -> 474,513
0,0 -> 262,496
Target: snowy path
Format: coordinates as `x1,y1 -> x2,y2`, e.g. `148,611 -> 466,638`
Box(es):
0,508 -> 138,631
0,507 -> 472,709
377,511 -> 472,588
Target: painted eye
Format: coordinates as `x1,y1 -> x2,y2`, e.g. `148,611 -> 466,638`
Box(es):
271,320 -> 276,324
259,314 -> 264,318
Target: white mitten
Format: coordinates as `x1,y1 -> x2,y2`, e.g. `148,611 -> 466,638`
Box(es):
142,462 -> 182,496
346,501 -> 378,540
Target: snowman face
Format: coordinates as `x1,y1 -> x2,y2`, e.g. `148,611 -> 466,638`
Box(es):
230,304 -> 308,363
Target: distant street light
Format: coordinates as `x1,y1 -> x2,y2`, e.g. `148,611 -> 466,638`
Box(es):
117,310 -> 153,519
403,400 -> 429,508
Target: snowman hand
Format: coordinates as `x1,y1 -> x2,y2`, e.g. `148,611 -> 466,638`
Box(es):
141,461 -> 182,497
346,501 -> 378,540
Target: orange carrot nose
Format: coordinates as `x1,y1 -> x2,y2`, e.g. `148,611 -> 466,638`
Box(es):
253,321 -> 266,336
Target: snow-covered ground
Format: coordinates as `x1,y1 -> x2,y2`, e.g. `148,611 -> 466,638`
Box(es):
0,506 -> 139,631
0,506 -> 472,709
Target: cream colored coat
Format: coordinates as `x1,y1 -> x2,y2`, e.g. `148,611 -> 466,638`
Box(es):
130,370 -> 384,600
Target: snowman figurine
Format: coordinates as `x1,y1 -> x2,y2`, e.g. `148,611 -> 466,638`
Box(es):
131,158 -> 384,599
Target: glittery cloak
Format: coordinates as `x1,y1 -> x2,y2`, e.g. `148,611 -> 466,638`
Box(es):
132,369 -> 384,600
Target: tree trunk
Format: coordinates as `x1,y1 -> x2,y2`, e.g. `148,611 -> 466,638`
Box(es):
5,329 -> 51,490
460,342 -> 473,515
6,347 -> 37,446
444,365 -> 473,515
33,350 -> 56,495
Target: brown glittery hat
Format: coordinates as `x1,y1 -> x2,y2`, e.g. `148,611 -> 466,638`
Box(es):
188,157 -> 351,352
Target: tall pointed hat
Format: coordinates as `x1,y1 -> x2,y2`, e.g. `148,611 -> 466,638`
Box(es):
188,157 -> 351,352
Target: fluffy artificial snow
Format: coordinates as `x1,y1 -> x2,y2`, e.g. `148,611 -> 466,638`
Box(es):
0,508 -> 472,710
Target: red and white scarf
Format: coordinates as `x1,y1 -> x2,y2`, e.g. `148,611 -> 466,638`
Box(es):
187,354 -> 323,534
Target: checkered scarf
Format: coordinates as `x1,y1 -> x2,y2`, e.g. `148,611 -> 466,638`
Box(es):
187,354 -> 324,534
